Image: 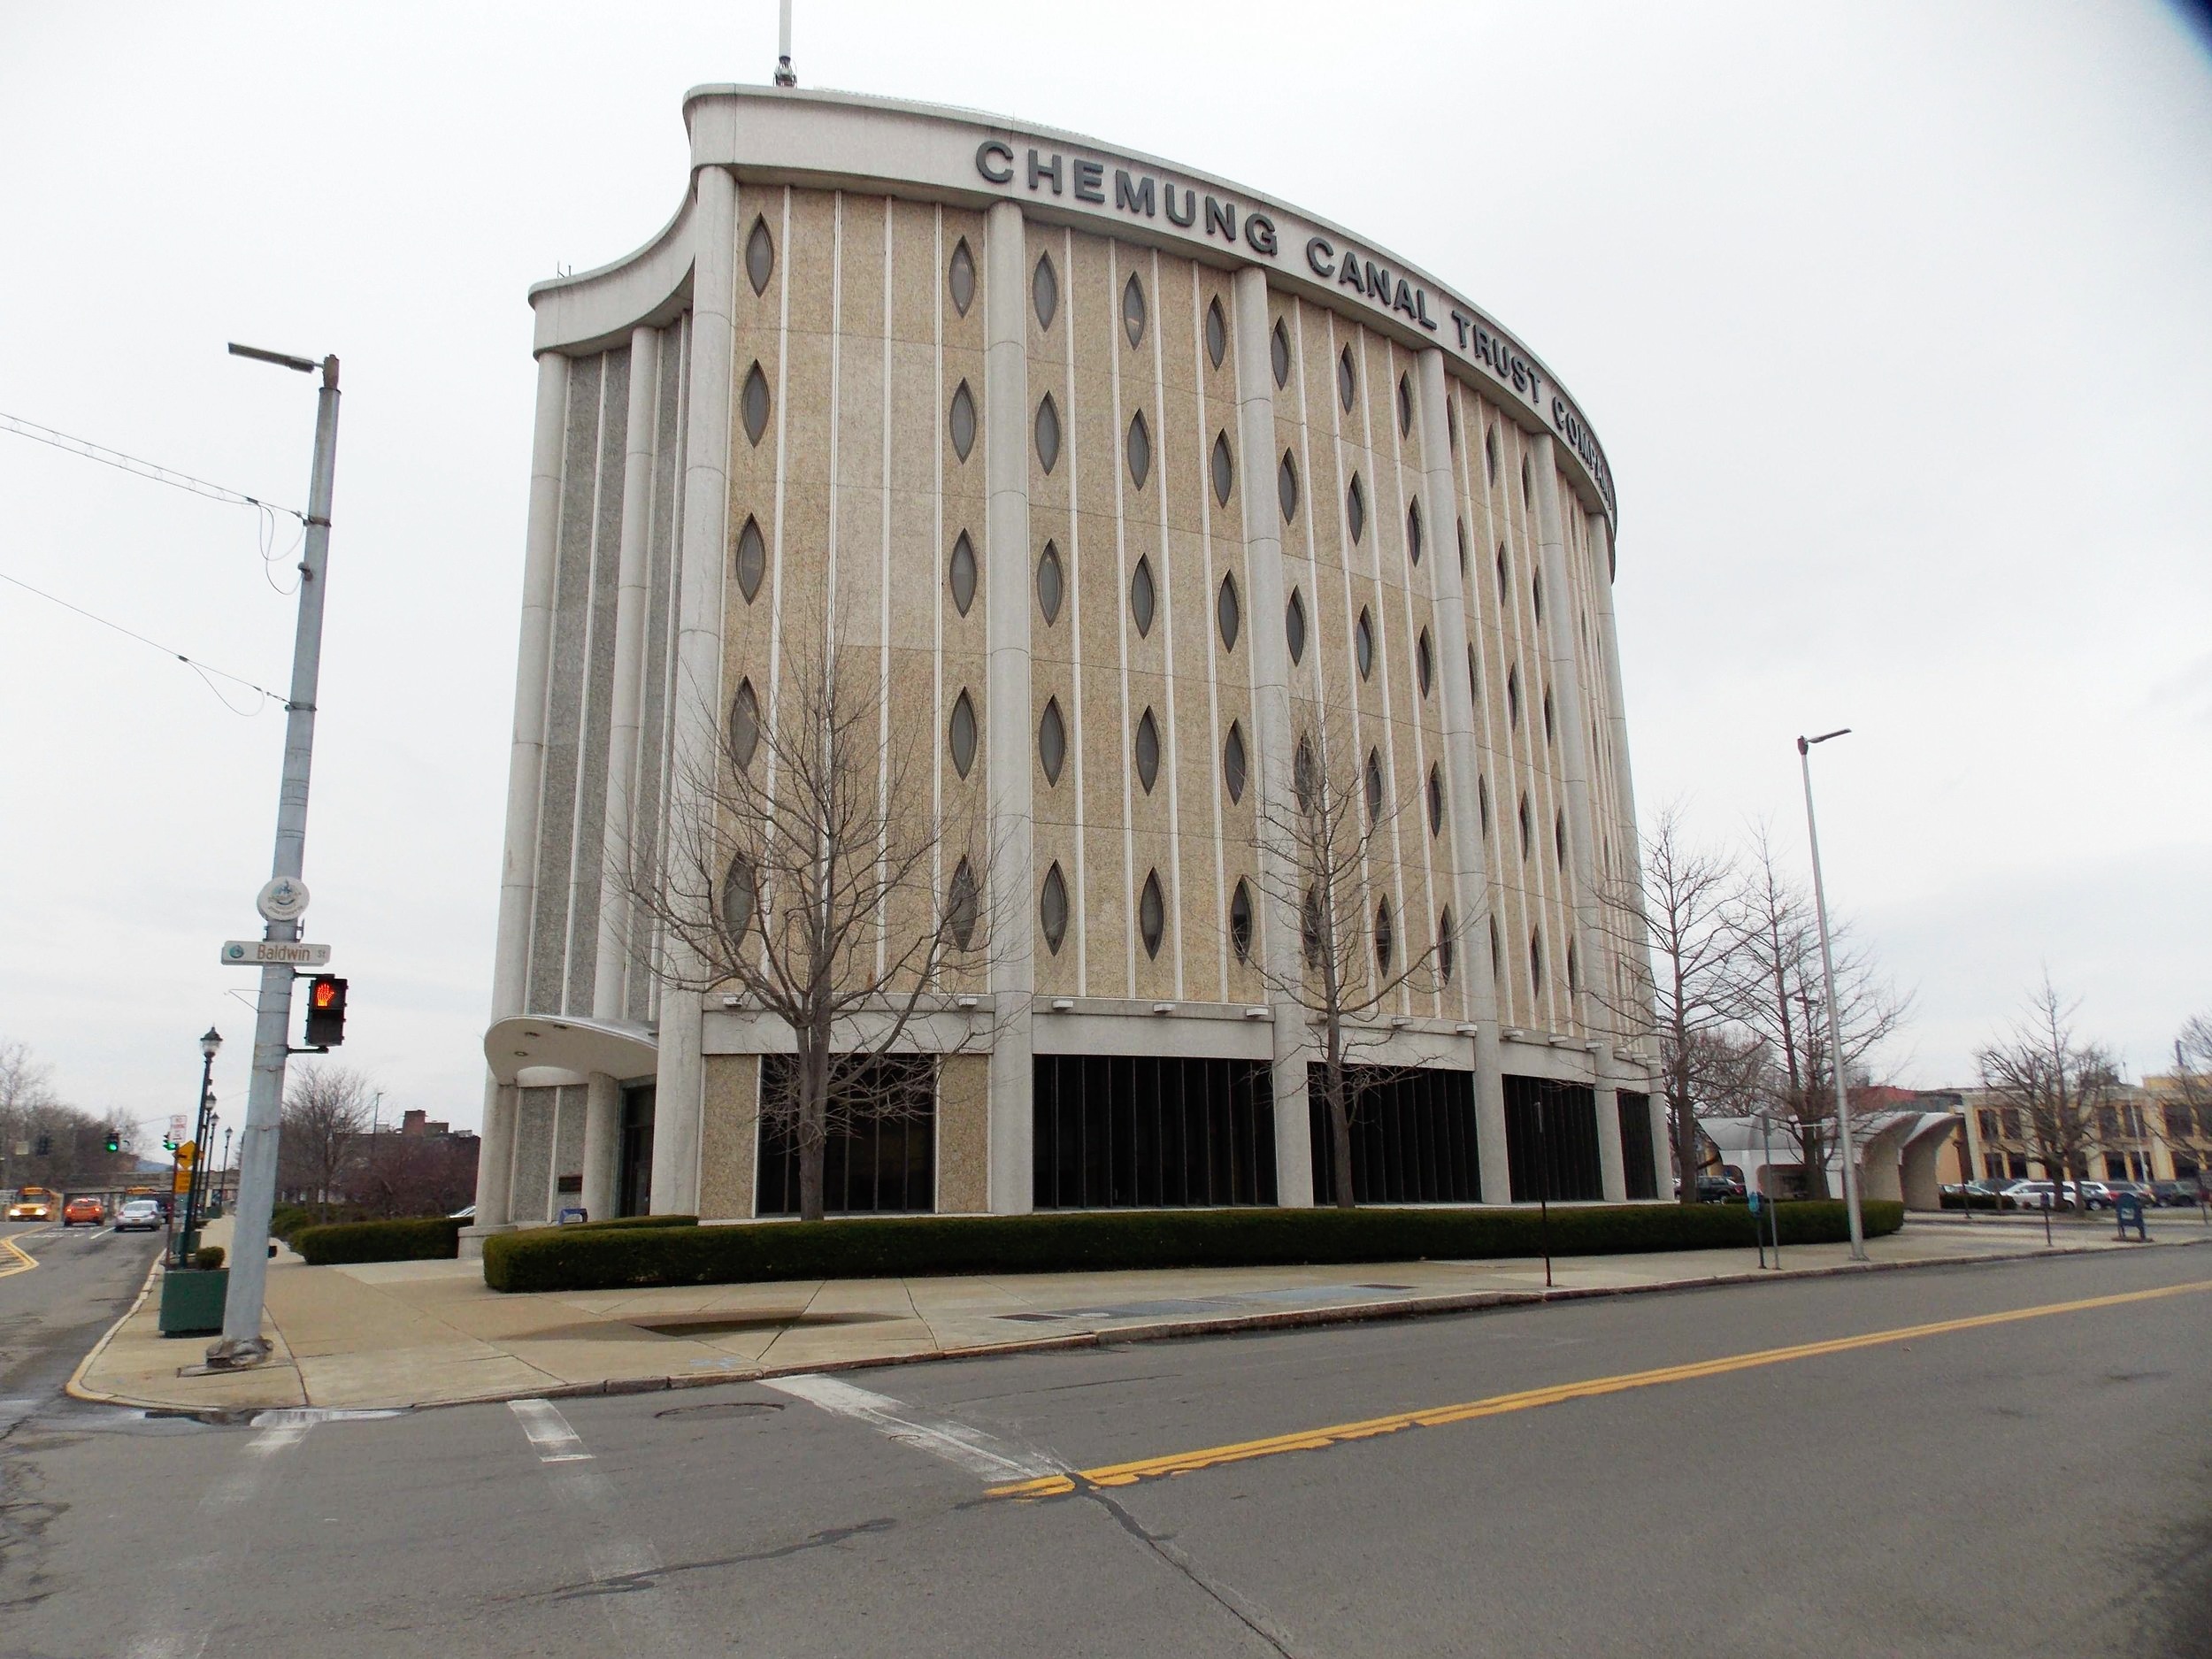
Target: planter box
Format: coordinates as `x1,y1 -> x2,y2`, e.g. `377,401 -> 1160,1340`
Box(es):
157,1267 -> 228,1338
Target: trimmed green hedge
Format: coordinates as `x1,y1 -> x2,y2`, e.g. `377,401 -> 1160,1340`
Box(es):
295,1215 -> 465,1266
482,1200 -> 1906,1294
558,1213 -> 700,1233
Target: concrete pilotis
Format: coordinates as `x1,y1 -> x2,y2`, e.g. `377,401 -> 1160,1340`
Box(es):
1231,268 -> 1315,1208
982,199 -> 1035,1214
651,164 -> 738,1217
1416,349 -> 1511,1204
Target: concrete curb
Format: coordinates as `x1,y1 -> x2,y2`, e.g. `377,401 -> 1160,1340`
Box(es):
63,1254 -> 165,1409
73,1234 -> 2209,1423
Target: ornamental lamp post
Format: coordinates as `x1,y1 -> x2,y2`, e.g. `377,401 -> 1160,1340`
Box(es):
1796,729 -> 1867,1263
177,1026 -> 221,1266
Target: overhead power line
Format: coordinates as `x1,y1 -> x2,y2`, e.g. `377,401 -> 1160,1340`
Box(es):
0,411 -> 305,521
0,569 -> 288,714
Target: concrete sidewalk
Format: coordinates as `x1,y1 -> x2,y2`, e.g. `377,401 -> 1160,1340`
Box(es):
70,1217 -> 2208,1417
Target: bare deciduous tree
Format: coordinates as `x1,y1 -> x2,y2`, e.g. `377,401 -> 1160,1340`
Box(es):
280,1064 -> 376,1220
2164,1014 -> 2212,1179
0,1038 -> 136,1192
1977,977 -> 2121,1200
1596,805 -> 1747,1202
1245,730 -> 1444,1208
1725,829 -> 1907,1197
632,629 -> 993,1223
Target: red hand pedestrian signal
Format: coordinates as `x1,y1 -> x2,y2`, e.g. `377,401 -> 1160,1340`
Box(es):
304,974 -> 348,1048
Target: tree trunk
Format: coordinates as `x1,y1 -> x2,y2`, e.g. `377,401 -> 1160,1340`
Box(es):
797,1035 -> 829,1224
1325,1032 -> 1356,1209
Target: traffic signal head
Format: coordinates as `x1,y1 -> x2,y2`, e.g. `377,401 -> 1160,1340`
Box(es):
105,1132 -> 120,1154
304,974 -> 349,1048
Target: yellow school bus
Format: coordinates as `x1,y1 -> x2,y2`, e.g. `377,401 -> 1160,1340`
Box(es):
6,1186 -> 57,1223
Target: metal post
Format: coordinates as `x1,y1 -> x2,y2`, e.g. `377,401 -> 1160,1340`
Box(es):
176,1064 -> 216,1265
773,0 -> 796,84
1535,1091 -> 1554,1289
1797,733 -> 1866,1262
211,349 -> 340,1366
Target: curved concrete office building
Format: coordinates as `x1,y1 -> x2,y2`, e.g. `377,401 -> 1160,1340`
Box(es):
468,86 -> 1665,1239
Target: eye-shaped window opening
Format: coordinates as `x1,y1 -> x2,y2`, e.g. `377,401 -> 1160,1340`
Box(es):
1532,570 -> 1544,624
720,855 -> 755,947
1122,271 -> 1146,348
1365,748 -> 1384,825
1223,721 -> 1248,803
1210,431 -> 1234,507
1479,773 -> 1491,838
1229,879 -> 1254,963
1439,908 -> 1456,984
1040,863 -> 1069,955
1530,926 -> 1544,990
949,380 -> 976,462
1427,765 -> 1444,835
1407,498 -> 1423,565
741,362 -> 772,446
1456,518 -> 1468,574
1346,473 -> 1366,544
1134,708 -> 1161,793
1555,808 -> 1567,864
1271,318 -> 1291,388
1522,454 -> 1533,507
948,531 -> 978,616
1036,540 -> 1064,624
1033,252 -> 1058,328
1567,940 -> 1579,995
1543,687 -> 1555,748
1517,792 -> 1532,860
727,679 -> 760,771
734,515 -> 766,603
947,237 -> 975,316
1485,424 -> 1499,486
1217,572 -> 1240,649
1034,394 -> 1061,472
1490,915 -> 1502,977
1302,884 -> 1324,968
1038,697 -> 1066,785
1337,344 -> 1356,411
1286,588 -> 1307,664
1129,556 -> 1156,636
1278,450 -> 1299,522
1206,297 -> 1228,369
1495,543 -> 1509,604
1355,608 -> 1375,680
1447,397 -> 1458,450
1126,409 -> 1151,488
1139,871 -> 1166,959
949,689 -> 978,778
1294,735 -> 1320,813
1469,644 -> 1479,703
947,857 -> 979,950
745,217 -> 775,296
1417,628 -> 1433,697
1374,900 -> 1394,974
1507,664 -> 1522,729
1397,373 -> 1414,436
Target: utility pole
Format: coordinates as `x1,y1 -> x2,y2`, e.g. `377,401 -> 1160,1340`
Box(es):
1797,729 -> 1865,1263
210,345 -> 340,1367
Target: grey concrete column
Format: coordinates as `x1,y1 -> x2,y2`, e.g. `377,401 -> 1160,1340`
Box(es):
652,165 -> 737,1216
982,199 -> 1035,1214
1230,268 -> 1314,1207
580,1071 -> 620,1222
592,324 -> 659,1031
1531,436 -> 1624,1200
1414,350 -> 1511,1203
1587,512 -> 1672,1188
469,349 -> 572,1240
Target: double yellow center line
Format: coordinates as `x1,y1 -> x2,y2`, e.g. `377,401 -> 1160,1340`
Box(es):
0,1234 -> 39,1279
988,1275 -> 2212,1500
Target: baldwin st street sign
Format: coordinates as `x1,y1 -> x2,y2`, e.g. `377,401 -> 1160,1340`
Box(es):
220,940 -> 332,967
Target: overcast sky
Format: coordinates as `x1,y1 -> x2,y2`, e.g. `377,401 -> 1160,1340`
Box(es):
3,1 -> 2206,1143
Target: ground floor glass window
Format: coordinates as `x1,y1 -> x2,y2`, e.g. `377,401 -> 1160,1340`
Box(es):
1306,1064 -> 1482,1204
1033,1055 -> 1276,1209
756,1055 -> 937,1215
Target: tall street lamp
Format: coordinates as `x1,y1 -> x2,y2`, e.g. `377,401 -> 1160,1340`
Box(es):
177,1026 -> 221,1265
1797,729 -> 1866,1262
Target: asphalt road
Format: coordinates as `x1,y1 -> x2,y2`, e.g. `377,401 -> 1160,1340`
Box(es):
2,1244 -> 2208,1658
0,1218 -> 161,1438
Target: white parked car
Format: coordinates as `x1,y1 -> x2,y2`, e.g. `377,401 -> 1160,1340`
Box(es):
113,1199 -> 164,1233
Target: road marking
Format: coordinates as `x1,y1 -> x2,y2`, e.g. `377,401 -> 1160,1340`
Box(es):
0,1234 -> 37,1278
511,1396 -> 594,1462
764,1372 -> 1062,1482
988,1274 -> 2212,1499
